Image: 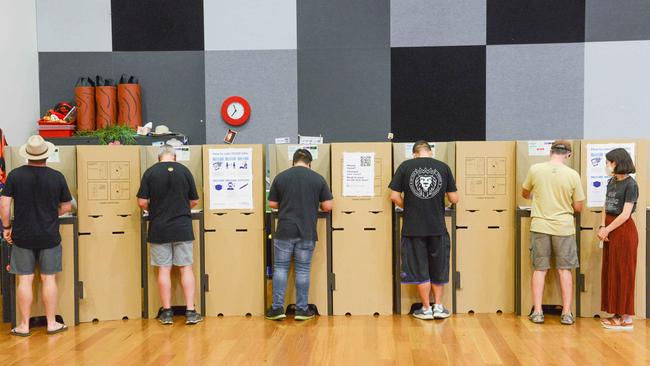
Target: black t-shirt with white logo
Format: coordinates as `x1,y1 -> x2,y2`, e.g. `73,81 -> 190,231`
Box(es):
605,176 -> 638,216
137,162 -> 199,244
2,166 -> 72,249
389,158 -> 457,237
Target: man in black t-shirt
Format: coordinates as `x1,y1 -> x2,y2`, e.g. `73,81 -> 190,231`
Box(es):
137,145 -> 202,325
1,135 -> 72,336
265,149 -> 333,321
389,141 -> 458,320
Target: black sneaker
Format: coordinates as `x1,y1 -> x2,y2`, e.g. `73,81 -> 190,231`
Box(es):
185,310 -> 203,325
158,308 -> 173,325
265,307 -> 286,321
295,307 -> 316,321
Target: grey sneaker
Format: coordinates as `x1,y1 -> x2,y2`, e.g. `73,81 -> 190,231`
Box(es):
158,309 -> 173,325
528,311 -> 544,324
412,306 -> 434,320
265,307 -> 286,321
560,312 -> 575,325
185,310 -> 203,325
433,304 -> 451,319
295,307 -> 316,321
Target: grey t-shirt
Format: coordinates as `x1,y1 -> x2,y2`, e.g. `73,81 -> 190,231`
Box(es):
605,176 -> 638,215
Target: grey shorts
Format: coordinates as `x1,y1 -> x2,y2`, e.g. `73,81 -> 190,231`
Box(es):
150,241 -> 193,267
10,244 -> 62,275
530,232 -> 579,270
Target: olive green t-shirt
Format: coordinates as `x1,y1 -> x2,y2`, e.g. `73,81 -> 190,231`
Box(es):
522,162 -> 585,236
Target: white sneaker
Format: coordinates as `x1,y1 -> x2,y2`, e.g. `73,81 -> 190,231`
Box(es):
433,304 -> 451,319
412,306 -> 434,320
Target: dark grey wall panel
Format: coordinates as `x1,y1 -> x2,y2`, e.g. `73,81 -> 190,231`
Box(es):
112,51 -> 206,144
38,52 -> 113,116
298,47 -> 391,142
297,0 -> 390,49
586,0 -> 650,42
391,46 -> 486,142
205,50 -> 298,144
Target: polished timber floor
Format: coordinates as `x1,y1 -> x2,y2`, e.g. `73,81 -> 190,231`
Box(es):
0,313 -> 648,365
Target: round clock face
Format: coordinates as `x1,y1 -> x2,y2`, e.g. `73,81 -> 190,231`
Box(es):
221,96 -> 251,126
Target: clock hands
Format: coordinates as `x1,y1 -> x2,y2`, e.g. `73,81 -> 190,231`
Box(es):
230,104 -> 238,117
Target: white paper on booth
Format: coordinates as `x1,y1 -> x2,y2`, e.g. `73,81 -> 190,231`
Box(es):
275,137 -> 291,144
174,146 -> 191,161
586,143 -> 635,208
208,148 -> 253,210
299,135 -> 323,145
404,142 -> 435,159
527,141 -> 553,156
287,145 -> 319,160
342,152 -> 375,197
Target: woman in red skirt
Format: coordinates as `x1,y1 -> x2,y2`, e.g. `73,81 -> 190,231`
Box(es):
597,148 -> 639,330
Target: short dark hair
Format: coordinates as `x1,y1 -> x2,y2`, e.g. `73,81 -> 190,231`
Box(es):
28,158 -> 47,164
606,148 -> 636,174
551,140 -> 572,155
292,148 -> 313,165
412,140 -> 432,154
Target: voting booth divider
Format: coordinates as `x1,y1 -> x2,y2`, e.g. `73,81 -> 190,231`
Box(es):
2,147 -> 80,327
455,141 -> 516,314
77,146 -> 142,322
578,140 -> 648,319
140,146 -> 205,318
268,144 -> 332,315
202,144 -> 265,316
391,142 -> 456,314
515,141 -> 581,316
330,142 -> 392,315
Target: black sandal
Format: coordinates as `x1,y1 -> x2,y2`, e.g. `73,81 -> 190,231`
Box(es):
47,324 -> 68,335
10,328 -> 31,337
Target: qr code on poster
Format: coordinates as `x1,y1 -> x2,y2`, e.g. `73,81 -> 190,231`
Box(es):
360,156 -> 372,167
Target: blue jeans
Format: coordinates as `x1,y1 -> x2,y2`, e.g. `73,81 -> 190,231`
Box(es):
272,238 -> 316,312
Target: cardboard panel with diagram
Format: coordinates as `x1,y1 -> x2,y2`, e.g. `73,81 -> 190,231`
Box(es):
515,141 -> 581,316
268,143 -> 332,315
203,144 -> 265,316
76,146 -> 142,322
455,141 -> 516,314
579,140 -> 647,318
331,142 -> 392,315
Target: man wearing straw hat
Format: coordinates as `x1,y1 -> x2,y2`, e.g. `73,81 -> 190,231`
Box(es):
1,135 -> 72,336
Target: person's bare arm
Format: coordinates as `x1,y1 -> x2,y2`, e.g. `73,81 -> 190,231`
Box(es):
1,196 -> 13,244
320,200 -> 333,212
268,200 -> 279,210
522,188 -> 531,200
447,191 -> 459,204
189,200 -> 199,209
138,198 -> 149,211
58,201 -> 72,216
598,202 -> 634,241
572,200 -> 584,213
389,190 -> 404,209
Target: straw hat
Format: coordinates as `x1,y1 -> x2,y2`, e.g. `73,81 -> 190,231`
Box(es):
152,125 -> 173,135
19,135 -> 56,160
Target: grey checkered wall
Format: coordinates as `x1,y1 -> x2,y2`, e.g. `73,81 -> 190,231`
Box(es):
36,0 -> 650,144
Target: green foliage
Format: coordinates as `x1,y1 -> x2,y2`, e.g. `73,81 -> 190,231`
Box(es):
75,125 -> 137,145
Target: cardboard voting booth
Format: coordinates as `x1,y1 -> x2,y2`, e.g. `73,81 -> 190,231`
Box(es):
579,140 -> 647,318
391,142 -> 456,314
77,146 -> 142,322
140,146 -> 204,317
331,142 -> 392,315
455,141 -> 516,314
3,146 -> 79,326
515,140 -> 581,316
268,144 -> 332,315
203,144 -> 265,316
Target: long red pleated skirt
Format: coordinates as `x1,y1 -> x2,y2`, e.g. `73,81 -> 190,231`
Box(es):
601,214 -> 638,315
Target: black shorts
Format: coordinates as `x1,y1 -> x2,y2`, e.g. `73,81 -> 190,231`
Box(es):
400,234 -> 450,284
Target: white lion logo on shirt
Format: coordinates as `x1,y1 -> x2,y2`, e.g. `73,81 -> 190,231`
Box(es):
409,167 -> 442,199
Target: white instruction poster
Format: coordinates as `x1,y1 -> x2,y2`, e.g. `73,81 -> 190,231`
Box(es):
527,141 -> 553,156
208,148 -> 253,209
343,152 -> 375,197
586,143 -> 635,208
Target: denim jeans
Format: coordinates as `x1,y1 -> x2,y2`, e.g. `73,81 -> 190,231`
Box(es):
272,238 -> 316,312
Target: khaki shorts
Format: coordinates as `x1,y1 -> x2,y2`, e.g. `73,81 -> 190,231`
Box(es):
530,232 -> 579,270
150,241 -> 193,267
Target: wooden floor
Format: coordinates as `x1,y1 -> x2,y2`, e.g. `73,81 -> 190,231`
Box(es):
0,314 -> 649,365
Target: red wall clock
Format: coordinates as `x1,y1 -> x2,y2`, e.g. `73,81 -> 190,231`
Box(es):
221,96 -> 251,126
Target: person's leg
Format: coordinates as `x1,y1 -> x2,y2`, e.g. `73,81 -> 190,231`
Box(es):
271,239 -> 294,310
554,235 -> 579,316
557,269 -> 573,312
150,243 -> 174,310
179,266 -> 195,310
417,282 -> 432,308
294,240 -> 316,312
172,241 -> 196,311
16,274 -> 34,333
39,244 -> 65,331
530,233 -> 551,314
429,234 -> 451,308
